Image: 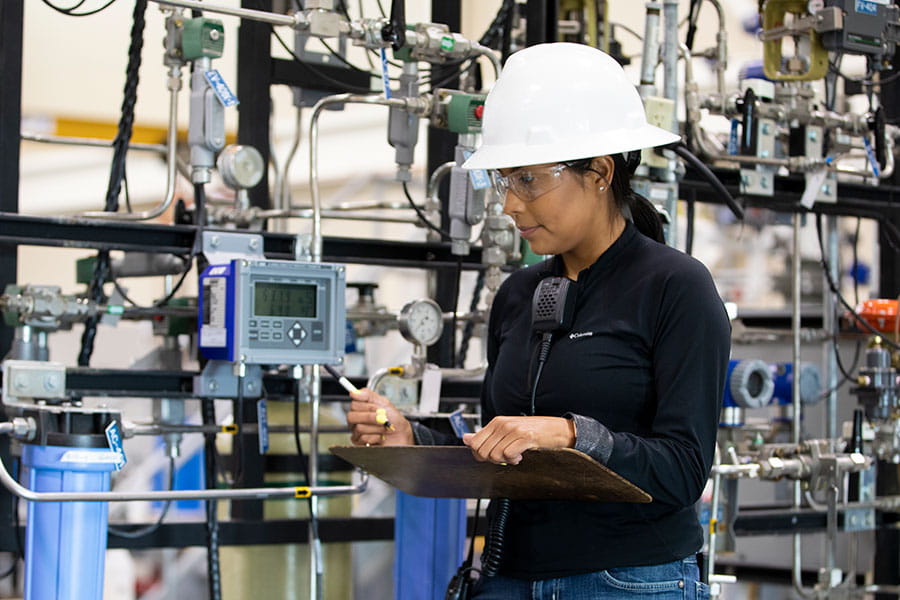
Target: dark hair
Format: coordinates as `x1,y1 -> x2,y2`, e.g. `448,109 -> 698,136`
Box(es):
565,152 -> 665,244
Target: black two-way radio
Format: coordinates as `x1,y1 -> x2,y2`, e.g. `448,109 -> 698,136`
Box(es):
531,276 -> 576,334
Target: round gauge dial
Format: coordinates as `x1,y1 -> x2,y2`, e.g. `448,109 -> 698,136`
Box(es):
398,299 -> 443,347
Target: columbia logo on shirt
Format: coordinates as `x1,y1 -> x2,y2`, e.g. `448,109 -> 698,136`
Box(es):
569,331 -> 594,340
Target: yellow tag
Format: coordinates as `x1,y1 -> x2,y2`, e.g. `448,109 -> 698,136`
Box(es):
294,487 -> 312,499
221,424 -> 238,434
387,367 -> 404,375
709,518 -> 717,536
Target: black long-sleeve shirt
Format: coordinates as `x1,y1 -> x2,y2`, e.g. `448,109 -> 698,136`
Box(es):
414,221 -> 731,579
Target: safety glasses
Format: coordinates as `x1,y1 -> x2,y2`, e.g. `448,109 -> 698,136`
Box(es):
489,163 -> 571,202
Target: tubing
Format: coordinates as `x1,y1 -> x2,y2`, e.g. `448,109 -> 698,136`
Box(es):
308,93 -> 427,262
672,143 -> 744,220
149,0 -> 299,27
0,438 -> 367,503
20,132 -> 166,154
82,64 -> 182,221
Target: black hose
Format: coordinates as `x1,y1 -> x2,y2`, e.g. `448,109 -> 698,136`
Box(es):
685,197 -> 695,256
202,399 -> 221,600
108,457 -> 175,539
456,270 -> 485,368
480,499 -> 510,577
78,0 -> 148,366
671,143 -> 745,221
815,213 -> 900,352
232,374 -> 244,487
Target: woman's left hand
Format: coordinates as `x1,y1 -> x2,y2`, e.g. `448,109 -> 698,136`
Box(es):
462,416 -> 576,465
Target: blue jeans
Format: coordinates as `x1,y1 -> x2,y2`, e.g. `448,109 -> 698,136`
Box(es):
471,556 -> 709,600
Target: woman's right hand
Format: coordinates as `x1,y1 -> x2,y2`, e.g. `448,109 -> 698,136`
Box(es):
345,388 -> 415,446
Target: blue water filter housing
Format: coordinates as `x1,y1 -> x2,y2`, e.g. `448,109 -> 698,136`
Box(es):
21,443 -> 117,600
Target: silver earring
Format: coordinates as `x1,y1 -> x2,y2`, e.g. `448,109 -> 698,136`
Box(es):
598,185 -> 606,192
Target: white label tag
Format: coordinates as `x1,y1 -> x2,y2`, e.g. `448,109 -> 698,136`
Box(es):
201,277 -> 228,347
418,363 -> 443,414
204,69 -> 239,108
60,450 -> 121,464
105,421 -> 127,471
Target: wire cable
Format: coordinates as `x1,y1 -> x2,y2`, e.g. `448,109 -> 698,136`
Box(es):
108,456 -> 176,539
78,0 -> 147,367
232,374 -> 245,487
402,181 -> 452,241
456,270 -> 485,368
201,398 -> 221,600
41,0 -> 119,16
815,213 -> 900,351
685,197 -> 695,256
671,143 -> 744,220
272,29 -> 374,94
292,379 -> 322,573
110,257 -> 193,310
0,553 -> 16,581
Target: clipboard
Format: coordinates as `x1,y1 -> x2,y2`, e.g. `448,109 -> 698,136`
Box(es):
330,445 -> 651,503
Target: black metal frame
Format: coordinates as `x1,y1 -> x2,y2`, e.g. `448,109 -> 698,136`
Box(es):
0,0 -> 23,558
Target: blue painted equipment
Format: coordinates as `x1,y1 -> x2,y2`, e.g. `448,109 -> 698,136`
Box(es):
771,362 -> 823,406
721,359 -> 775,426
394,492 -> 466,600
21,443 -> 119,600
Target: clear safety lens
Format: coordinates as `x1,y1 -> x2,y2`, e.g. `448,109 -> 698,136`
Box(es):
489,163 -> 570,202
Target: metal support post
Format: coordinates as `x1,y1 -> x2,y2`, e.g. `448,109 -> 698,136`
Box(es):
427,0 -> 463,369
0,0 -> 24,547
238,0 -> 273,210
525,0 -> 558,46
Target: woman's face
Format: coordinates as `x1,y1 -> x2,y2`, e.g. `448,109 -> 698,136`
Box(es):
499,159 -> 615,262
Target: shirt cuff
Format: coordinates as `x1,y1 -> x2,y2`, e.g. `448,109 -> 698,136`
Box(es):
565,413 -> 615,464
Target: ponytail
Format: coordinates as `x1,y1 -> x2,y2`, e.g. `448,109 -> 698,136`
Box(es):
567,152 -> 666,244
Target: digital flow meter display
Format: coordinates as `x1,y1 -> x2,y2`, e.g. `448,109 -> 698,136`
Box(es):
198,259 -> 346,365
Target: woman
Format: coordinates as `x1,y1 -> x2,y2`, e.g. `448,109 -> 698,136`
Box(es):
346,43 -> 730,599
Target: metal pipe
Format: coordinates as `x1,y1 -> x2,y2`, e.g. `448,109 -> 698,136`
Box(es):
700,0 -> 728,112
710,463 -> 761,478
254,208 -> 421,224
309,93 -> 426,262
82,64 -> 182,221
125,423 -> 351,437
662,0 -> 679,105
706,448 -> 722,594
274,107 -> 304,233
791,214 -> 816,599
0,442 -> 367,503
639,2 -> 663,96
149,0 -> 300,27
427,162 -> 455,202
470,42 -> 502,79
20,132 -> 167,154
824,215 -> 839,440
309,365 -> 323,600
702,97 -> 871,136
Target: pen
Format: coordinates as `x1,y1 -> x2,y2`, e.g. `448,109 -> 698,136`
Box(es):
322,364 -> 359,394
323,364 -> 395,432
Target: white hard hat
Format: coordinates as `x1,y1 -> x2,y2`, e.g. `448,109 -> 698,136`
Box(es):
463,43 -> 681,170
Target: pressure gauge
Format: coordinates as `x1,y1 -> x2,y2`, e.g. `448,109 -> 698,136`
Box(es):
217,144 -> 264,190
398,298 -> 443,347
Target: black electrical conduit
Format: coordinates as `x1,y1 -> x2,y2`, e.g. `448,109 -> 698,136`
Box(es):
670,142 -> 745,221
78,0 -> 148,366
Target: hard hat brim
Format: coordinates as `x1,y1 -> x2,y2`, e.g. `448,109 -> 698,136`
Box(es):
462,125 -> 681,171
